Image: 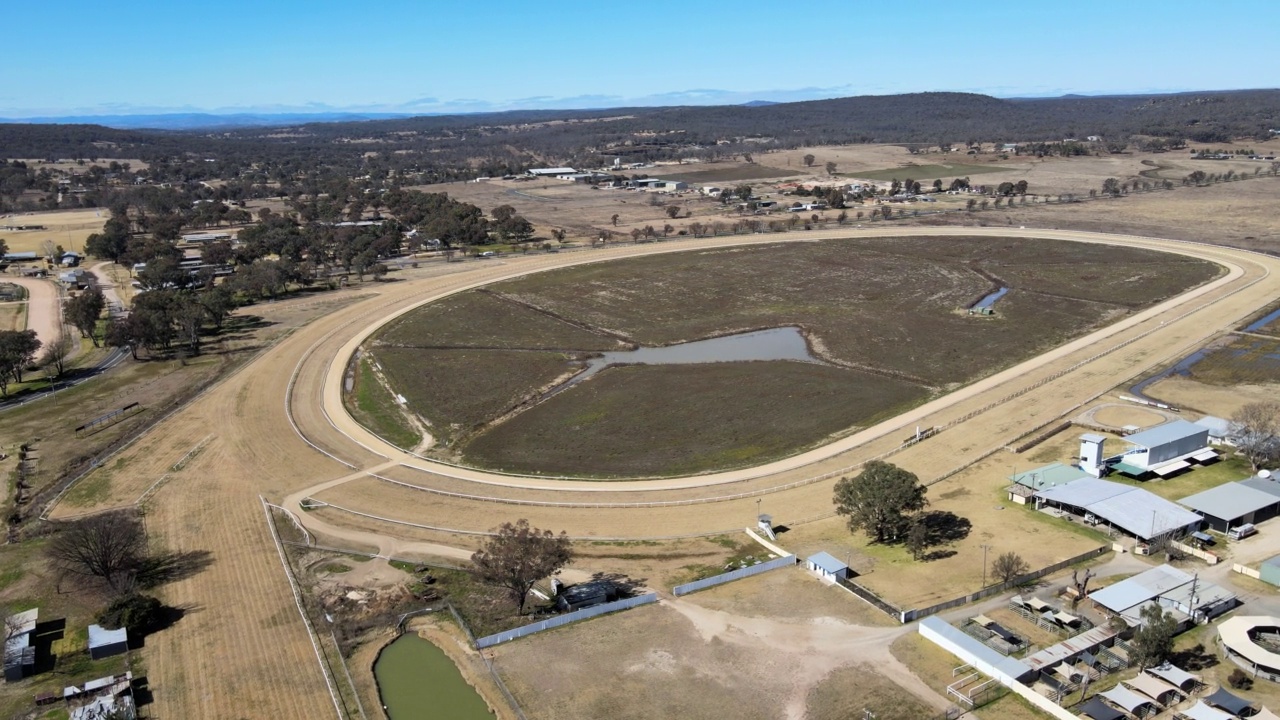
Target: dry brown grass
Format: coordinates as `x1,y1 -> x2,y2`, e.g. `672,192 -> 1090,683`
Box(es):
0,303 -> 24,331
0,207 -> 107,254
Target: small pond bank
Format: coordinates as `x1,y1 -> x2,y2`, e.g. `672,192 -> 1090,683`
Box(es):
374,629 -> 498,720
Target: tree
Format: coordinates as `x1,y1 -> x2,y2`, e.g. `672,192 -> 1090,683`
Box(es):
40,239 -> 60,265
1230,400 -> 1280,470
825,161 -> 838,176
611,214 -> 619,227
1101,177 -> 1122,197
64,287 -> 106,346
734,185 -> 753,201
833,461 -> 928,543
471,520 -> 574,614
48,511 -> 147,591
97,592 -> 164,634
803,154 -> 816,167
370,262 -> 389,281
906,521 -> 930,560
991,552 -> 1029,584
665,205 -> 681,219
40,331 -> 76,379
0,329 -> 41,397
1132,603 -> 1177,669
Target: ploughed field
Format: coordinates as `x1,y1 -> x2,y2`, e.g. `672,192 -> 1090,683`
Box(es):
362,236 -> 1218,476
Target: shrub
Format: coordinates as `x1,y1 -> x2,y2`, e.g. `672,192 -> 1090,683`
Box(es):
97,593 -> 163,634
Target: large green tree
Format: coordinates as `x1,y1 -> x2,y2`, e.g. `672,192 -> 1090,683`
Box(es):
833,461 -> 928,543
0,329 -> 41,397
472,519 -> 574,615
64,287 -> 106,346
1132,603 -> 1178,669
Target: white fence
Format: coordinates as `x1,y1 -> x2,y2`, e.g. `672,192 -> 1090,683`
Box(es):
474,593 -> 658,649
672,555 -> 798,596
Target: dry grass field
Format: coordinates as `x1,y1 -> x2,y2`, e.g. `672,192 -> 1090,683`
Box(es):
0,302 -> 24,331
364,235 -> 1215,475
491,567 -> 943,720
0,207 -> 107,254
1144,375 -> 1280,418
463,361 -> 925,476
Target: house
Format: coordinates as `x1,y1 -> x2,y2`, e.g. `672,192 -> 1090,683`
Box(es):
58,269 -> 94,289
701,186 -> 722,197
1178,481 -> 1280,532
87,625 -> 128,660
1032,477 -> 1202,541
555,581 -> 618,612
805,552 -> 850,583
1088,563 -> 1236,625
59,251 -> 83,267
1006,462 -> 1090,504
3,608 -> 37,682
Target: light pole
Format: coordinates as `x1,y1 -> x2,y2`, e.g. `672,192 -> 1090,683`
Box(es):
756,497 -> 761,522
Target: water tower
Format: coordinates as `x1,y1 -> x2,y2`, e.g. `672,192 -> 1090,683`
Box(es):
1079,433 -> 1106,477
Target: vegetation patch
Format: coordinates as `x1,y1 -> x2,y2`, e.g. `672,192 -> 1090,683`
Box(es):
376,290 -> 621,351
805,664 -> 934,720
346,358 -> 420,449
366,236 -> 1217,475
375,347 -> 571,445
462,362 -> 926,477
1188,335 -> 1280,386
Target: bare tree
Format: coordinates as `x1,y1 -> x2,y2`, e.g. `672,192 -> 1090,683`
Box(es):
40,331 -> 76,379
1230,400 -> 1280,470
48,511 -> 147,591
471,520 -> 574,614
992,552 -> 1030,584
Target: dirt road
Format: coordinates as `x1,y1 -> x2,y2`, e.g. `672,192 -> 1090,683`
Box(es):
5,275 -> 62,348
45,227 -> 1280,718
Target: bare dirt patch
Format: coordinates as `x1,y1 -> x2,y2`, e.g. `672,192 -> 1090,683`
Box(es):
1144,376 -> 1280,418
491,568 -> 942,720
1091,405 -> 1167,428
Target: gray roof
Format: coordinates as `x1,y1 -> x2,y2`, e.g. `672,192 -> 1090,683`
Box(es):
1101,685 -> 1156,713
1179,482 -> 1280,521
1081,433 -> 1107,443
1195,416 -> 1232,436
1241,475 -> 1280,499
807,551 -> 848,574
918,616 -> 1032,679
87,624 -> 127,649
1089,564 -> 1193,613
1034,478 -> 1202,540
1124,419 -> 1207,449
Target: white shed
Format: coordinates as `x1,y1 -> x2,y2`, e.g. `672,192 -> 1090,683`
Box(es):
806,552 -> 849,583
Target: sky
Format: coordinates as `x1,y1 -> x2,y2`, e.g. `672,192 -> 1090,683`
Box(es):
4,0 -> 1277,117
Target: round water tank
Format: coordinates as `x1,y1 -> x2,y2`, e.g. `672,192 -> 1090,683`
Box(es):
1260,469 -> 1273,479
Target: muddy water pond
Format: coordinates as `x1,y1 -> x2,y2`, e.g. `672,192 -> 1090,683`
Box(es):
574,326 -> 819,384
375,633 -> 494,720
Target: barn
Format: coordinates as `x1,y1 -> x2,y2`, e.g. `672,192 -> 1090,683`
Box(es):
1109,420 -> 1215,477
1178,481 -> 1280,532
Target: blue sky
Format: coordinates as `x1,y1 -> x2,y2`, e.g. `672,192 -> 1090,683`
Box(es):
4,0 -> 1276,116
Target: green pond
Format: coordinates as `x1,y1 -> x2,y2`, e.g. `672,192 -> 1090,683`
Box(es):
375,633 -> 495,720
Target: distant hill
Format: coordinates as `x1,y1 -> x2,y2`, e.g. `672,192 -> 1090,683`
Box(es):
740,100 -> 778,107
0,111 -> 419,130
1,89 -> 1276,169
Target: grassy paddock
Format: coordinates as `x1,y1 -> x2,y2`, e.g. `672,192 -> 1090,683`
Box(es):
0,304 -> 26,332
1189,335 -> 1280,386
661,164 -> 799,183
462,361 -> 926,477
346,358 -> 420,450
367,236 -> 1217,475
805,664 -> 935,720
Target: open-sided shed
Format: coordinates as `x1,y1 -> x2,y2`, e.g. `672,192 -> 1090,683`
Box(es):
1179,481 -> 1280,532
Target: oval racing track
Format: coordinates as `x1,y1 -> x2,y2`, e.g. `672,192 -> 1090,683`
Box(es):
278,227 -> 1280,549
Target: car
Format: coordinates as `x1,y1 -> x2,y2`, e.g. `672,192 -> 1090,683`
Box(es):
477,251 -> 496,258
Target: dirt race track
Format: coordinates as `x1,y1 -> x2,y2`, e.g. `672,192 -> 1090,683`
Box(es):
52,227 -> 1280,718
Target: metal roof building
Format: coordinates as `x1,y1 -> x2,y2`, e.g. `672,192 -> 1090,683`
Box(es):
805,552 -> 850,581
1179,481 -> 1280,532
1089,563 -> 1236,624
1032,477 -> 1202,541
1242,473 -> 1280,499
1111,419 -> 1214,476
1009,463 -> 1089,491
917,616 -> 1033,682
87,624 -> 128,660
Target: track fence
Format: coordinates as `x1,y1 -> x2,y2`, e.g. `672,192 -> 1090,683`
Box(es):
672,554 -> 797,596
474,593 -> 658,649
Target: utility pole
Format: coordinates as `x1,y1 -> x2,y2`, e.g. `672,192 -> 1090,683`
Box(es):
981,544 -> 991,587
756,497 -> 761,522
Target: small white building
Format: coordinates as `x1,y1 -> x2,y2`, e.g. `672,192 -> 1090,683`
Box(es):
527,167 -> 576,177
87,625 -> 128,660
806,552 -> 850,583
